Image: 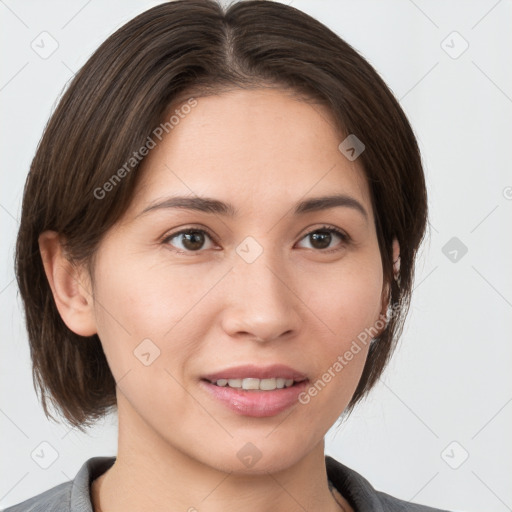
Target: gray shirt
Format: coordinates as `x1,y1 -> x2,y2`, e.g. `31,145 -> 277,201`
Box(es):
2,455 -> 452,511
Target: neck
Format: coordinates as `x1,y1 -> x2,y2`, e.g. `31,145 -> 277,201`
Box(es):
92,398 -> 352,512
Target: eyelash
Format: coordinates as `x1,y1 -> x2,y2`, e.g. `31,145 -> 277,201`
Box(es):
161,225 -> 350,256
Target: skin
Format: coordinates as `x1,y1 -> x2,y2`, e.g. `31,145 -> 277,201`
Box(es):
40,87 -> 399,512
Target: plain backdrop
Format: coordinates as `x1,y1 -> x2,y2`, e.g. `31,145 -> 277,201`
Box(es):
1,1 -> 511,511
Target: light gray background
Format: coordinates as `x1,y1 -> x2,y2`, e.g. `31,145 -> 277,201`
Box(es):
1,1 -> 511,511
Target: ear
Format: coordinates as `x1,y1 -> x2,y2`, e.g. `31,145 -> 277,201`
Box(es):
379,237 -> 400,319
391,237 -> 400,282
38,231 -> 97,337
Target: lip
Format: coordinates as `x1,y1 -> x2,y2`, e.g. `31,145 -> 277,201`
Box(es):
199,364 -> 309,418
199,379 -> 309,417
201,364 -> 308,382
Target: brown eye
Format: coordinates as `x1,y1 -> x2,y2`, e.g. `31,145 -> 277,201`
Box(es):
310,231 -> 333,249
163,229 -> 215,253
180,231 -> 206,251
297,226 -> 349,252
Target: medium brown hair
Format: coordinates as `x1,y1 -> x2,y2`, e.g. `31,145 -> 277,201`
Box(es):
15,0 -> 427,432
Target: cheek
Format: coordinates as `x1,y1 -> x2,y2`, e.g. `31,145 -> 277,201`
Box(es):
90,251 -> 215,380
304,255 -> 384,342
297,269 -> 381,422
90,263 -> 197,420
298,252 -> 383,398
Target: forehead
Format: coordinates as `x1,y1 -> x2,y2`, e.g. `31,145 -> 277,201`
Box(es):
128,88 -> 372,219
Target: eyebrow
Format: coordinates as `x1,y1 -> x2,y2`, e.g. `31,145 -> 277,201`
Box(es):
137,194 -> 368,221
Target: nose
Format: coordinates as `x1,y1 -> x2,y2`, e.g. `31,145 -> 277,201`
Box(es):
219,249 -> 302,343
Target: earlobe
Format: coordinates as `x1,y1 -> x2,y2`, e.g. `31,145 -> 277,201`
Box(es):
379,238 -> 400,323
38,231 -> 97,337
391,238 -> 400,282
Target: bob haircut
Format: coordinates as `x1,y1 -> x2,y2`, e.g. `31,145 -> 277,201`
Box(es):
15,0 -> 427,432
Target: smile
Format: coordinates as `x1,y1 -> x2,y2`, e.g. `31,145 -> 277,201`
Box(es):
210,377 -> 299,390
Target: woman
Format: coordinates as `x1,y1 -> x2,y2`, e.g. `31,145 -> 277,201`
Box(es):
8,0 -> 451,510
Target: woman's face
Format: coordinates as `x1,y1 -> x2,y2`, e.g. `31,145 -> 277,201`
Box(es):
88,87 -> 388,473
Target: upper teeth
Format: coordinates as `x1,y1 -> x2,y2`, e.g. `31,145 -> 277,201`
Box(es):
214,378 -> 295,390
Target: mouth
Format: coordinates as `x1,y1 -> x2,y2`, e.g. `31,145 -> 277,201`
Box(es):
203,377 -> 306,391
199,364 -> 309,417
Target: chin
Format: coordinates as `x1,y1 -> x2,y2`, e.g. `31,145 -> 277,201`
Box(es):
198,436 -> 314,476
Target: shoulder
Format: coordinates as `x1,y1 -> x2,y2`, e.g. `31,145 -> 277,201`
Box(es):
1,481 -> 72,512
374,489 -> 453,511
325,455 -> 453,512
1,456 -> 116,512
